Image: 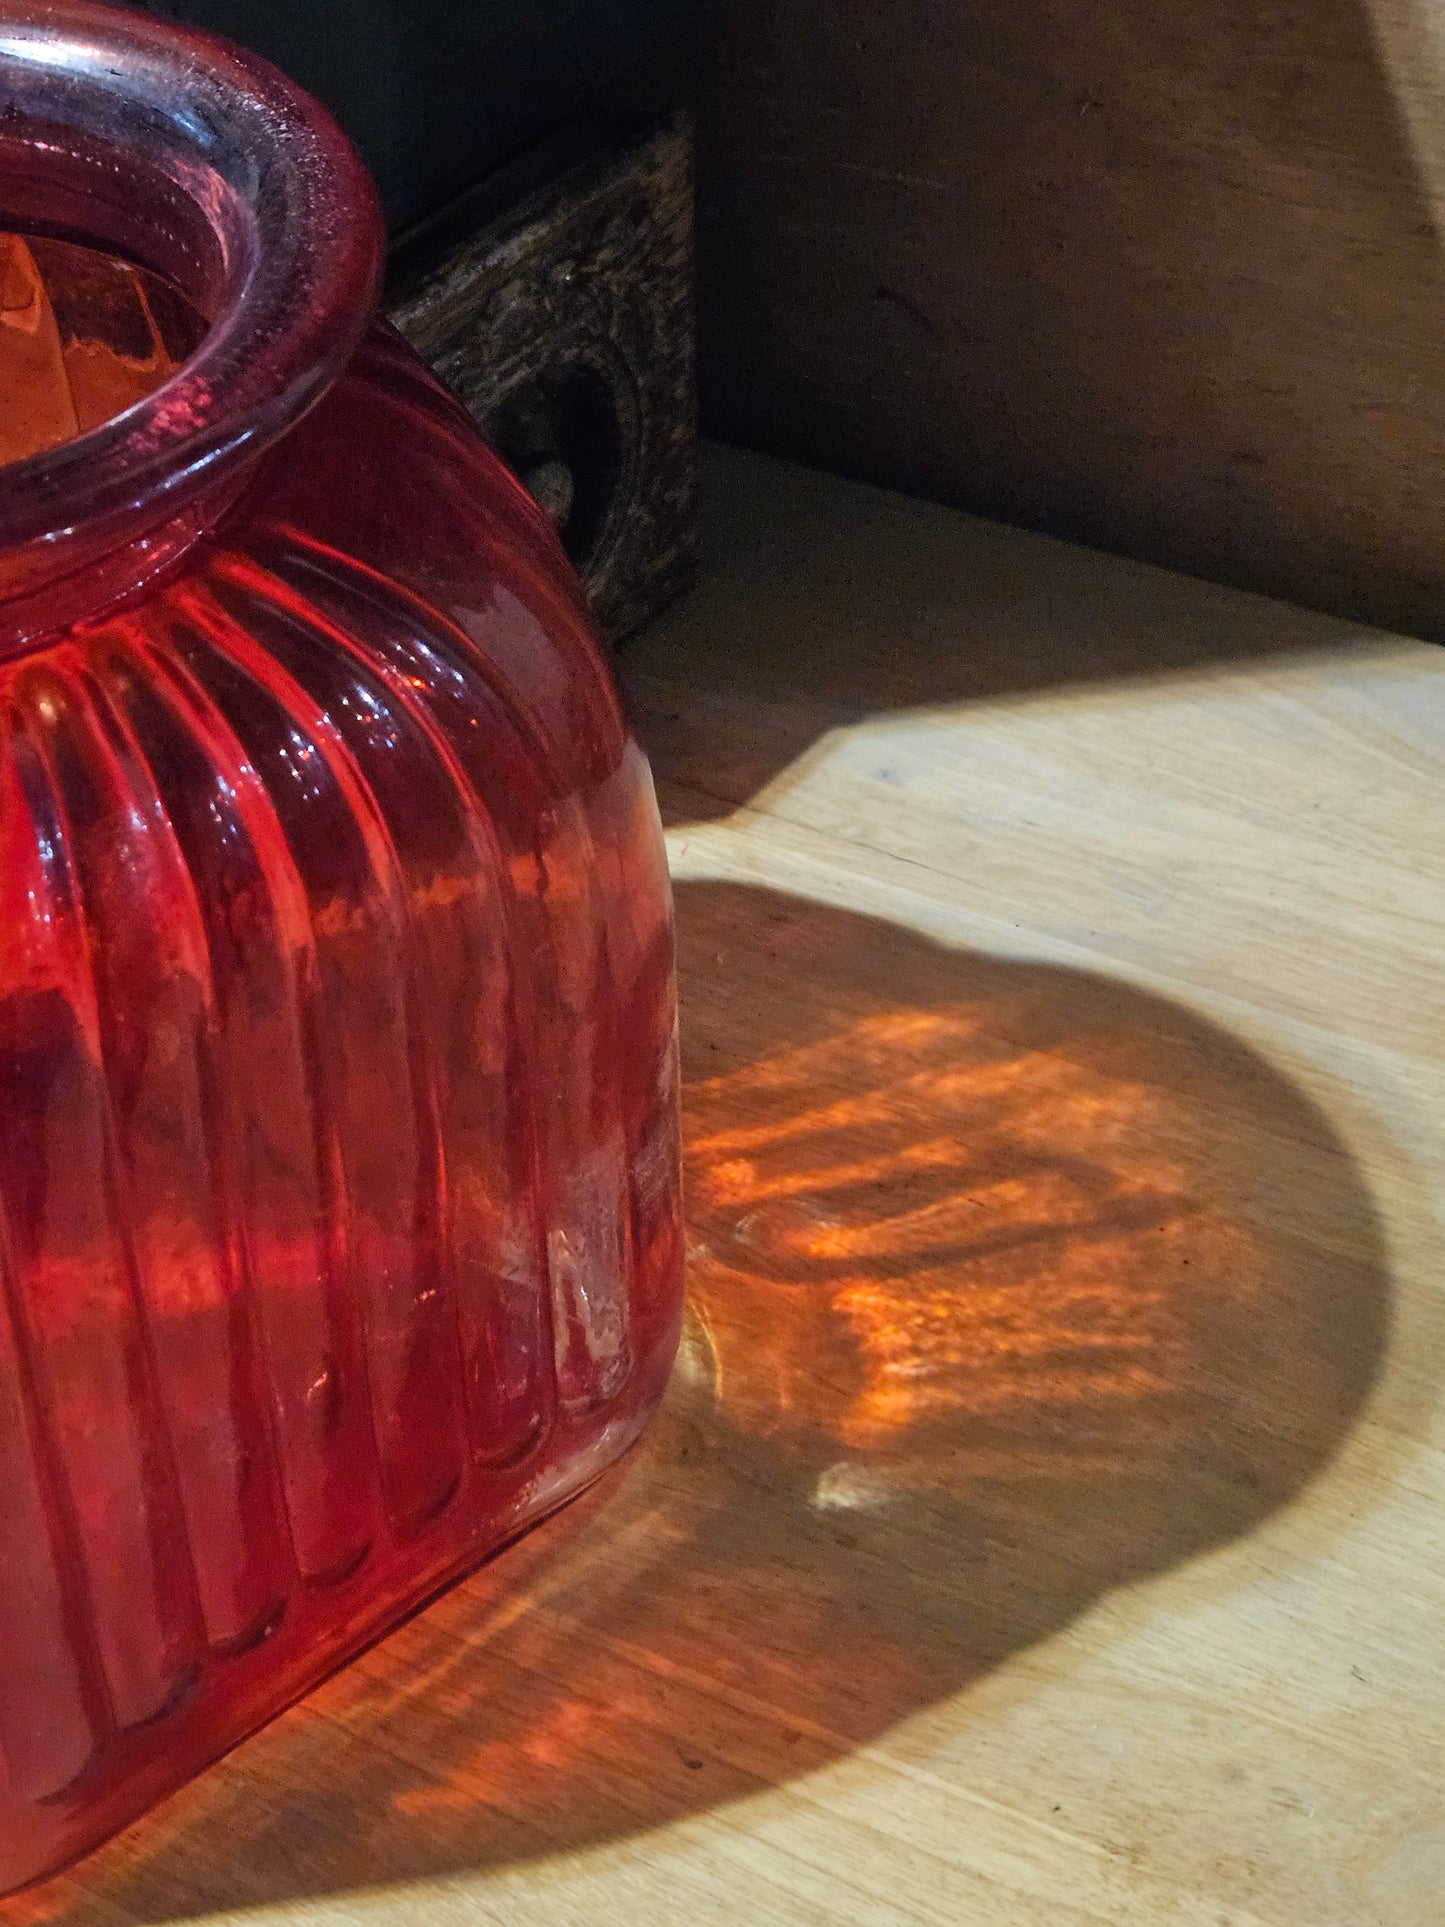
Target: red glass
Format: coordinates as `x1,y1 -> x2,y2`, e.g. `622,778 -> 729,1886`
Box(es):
0,2 -> 682,1894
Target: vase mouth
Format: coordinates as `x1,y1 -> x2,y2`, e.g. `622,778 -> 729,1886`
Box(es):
0,0 -> 382,631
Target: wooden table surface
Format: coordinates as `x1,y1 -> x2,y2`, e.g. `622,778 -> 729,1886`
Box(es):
11,448 -> 1445,1925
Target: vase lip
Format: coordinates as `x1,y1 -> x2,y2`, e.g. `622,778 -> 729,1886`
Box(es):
0,0 -> 383,623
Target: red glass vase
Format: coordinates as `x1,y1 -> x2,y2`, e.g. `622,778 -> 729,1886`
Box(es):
0,1 -> 683,1893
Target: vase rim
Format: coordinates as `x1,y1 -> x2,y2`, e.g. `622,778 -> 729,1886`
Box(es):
0,0 -> 382,625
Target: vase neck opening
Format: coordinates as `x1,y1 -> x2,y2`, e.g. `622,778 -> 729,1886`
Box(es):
0,1 -> 383,653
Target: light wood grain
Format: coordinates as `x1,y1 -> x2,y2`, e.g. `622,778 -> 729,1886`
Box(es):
7,446 -> 1445,1925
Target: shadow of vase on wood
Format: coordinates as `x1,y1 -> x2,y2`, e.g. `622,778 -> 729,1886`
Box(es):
0,881 -> 1393,1924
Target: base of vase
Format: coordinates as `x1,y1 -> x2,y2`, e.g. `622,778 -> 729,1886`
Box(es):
0,1311 -> 680,1902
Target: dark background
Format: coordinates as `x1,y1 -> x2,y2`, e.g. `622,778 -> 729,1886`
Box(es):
151,0 -> 1445,643
140,0 -> 705,231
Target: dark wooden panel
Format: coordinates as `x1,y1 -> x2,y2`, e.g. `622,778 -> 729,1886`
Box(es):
648,0 -> 1445,638
387,115 -> 697,644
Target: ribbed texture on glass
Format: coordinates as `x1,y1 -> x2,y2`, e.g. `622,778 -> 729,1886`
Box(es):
0,341 -> 682,1889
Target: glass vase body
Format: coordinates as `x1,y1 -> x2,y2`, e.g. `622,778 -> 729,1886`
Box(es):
0,2 -> 683,1894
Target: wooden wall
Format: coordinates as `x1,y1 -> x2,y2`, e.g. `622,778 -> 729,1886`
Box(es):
649,0 -> 1445,639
